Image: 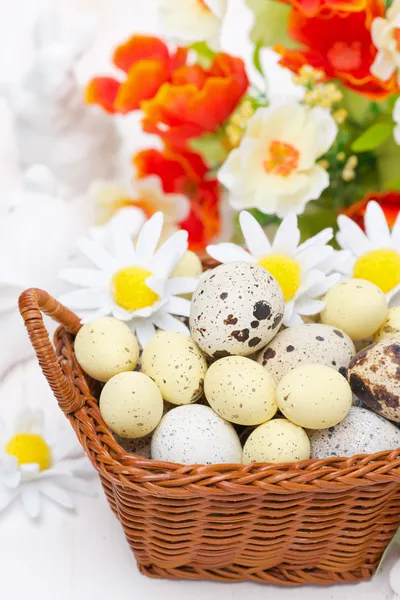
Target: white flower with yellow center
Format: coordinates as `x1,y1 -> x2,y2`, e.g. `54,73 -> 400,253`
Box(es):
157,0 -> 227,50
337,201 -> 400,303
207,211 -> 342,326
394,97 -> 400,145
0,408 -> 92,518
59,212 -> 197,347
219,101 -> 337,218
371,0 -> 400,85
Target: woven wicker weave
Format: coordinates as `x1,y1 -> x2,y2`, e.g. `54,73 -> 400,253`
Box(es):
19,287 -> 400,586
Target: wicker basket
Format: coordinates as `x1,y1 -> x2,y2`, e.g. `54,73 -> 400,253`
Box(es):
19,287 -> 400,586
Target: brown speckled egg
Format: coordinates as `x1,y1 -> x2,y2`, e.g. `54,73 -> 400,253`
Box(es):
347,339 -> 400,423
257,324 -> 355,383
190,262 -> 284,358
310,407 -> 400,459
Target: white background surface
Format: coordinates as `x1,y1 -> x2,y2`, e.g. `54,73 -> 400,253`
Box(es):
0,1 -> 398,598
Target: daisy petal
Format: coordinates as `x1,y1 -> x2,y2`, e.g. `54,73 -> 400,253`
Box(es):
391,211 -> 400,250
151,230 -> 188,277
146,276 -> 166,297
20,463 -> 40,482
0,488 -> 16,513
271,214 -> 300,256
387,283 -> 400,306
285,310 -> 304,327
296,270 -> 325,298
134,320 -> 157,347
297,245 -> 333,271
317,250 -> 350,274
77,237 -> 117,271
111,220 -> 136,265
59,289 -> 110,310
296,298 -> 325,316
206,243 -> 254,264
364,201 -> 391,248
80,304 -> 114,321
165,296 -> 191,317
21,486 -> 41,518
111,305 -> 134,321
165,277 -> 198,295
59,269 -> 109,288
152,312 -> 190,336
337,215 -> 372,256
297,228 -> 333,252
239,211 -> 271,259
40,482 -> 74,509
135,212 -> 163,266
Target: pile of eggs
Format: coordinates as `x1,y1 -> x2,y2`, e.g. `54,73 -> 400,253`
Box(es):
74,261 -> 400,466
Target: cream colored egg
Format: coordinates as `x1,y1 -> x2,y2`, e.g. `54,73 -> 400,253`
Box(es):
276,364 -> 352,429
243,419 -> 310,464
141,331 -> 207,405
74,317 -> 139,383
204,356 -> 277,426
320,279 -> 388,341
100,372 -> 163,438
171,251 -> 203,278
375,307 -> 400,341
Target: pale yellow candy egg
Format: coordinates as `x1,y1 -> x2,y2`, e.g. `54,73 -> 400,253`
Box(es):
375,307 -> 400,341
100,372 -> 163,438
276,364 -> 352,429
320,279 -> 388,341
75,317 -> 139,383
141,331 -> 207,405
171,251 -> 203,279
243,419 -> 310,464
204,356 -> 277,426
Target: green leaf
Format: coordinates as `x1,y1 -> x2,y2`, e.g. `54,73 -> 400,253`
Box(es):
245,0 -> 297,48
385,178 -> 400,190
253,40 -> 264,77
351,123 -> 393,153
190,42 -> 215,69
190,133 -> 228,169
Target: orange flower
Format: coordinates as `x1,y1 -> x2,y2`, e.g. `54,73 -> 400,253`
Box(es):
141,53 -> 249,146
281,0 -> 367,17
276,0 -> 399,99
85,35 -> 187,114
343,191 -> 400,229
134,147 -> 221,250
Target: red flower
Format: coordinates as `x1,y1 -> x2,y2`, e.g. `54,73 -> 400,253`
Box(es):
281,0 -> 367,17
343,191 -> 400,229
141,53 -> 249,146
134,147 -> 221,250
276,0 -> 399,99
85,36 -> 187,114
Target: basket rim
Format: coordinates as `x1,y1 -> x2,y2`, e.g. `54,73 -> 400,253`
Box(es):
55,324 -> 400,494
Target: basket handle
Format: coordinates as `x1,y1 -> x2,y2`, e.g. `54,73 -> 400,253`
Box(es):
19,288 -> 84,414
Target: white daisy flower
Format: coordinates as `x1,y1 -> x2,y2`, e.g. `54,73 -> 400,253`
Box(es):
59,212 -> 198,347
394,97 -> 400,145
207,211 -> 342,326
337,200 -> 400,303
371,0 -> 400,86
0,408 -> 93,519
157,0 -> 227,51
218,100 -> 338,218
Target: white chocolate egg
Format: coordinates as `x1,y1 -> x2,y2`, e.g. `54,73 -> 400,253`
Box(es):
141,331 -> 207,405
320,279 -> 388,341
243,419 -> 310,464
257,324 -> 355,383
375,307 -> 400,341
171,251 -> 203,279
310,407 -> 400,459
74,317 -> 139,383
100,372 -> 163,438
276,364 -> 352,429
190,262 -> 284,358
204,356 -> 277,425
151,404 -> 242,465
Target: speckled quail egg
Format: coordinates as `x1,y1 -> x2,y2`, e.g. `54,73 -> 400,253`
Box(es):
75,317 -> 139,382
347,339 -> 400,423
114,433 -> 152,459
243,419 -> 310,464
277,364 -> 352,429
321,279 -> 388,341
190,262 -> 284,358
257,324 -> 355,383
141,331 -> 207,405
310,407 -> 400,459
100,372 -> 163,438
204,356 -> 277,425
375,307 -> 400,341
151,404 -> 243,465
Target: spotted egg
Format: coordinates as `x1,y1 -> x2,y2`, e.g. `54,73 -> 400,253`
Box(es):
310,407 -> 400,459
257,324 -> 355,383
190,262 -> 285,358
375,307 -> 400,342
347,339 -> 400,423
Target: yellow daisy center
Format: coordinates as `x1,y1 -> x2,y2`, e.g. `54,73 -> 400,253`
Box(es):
112,266 -> 159,311
353,249 -> 400,294
258,254 -> 301,301
6,433 -> 51,471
